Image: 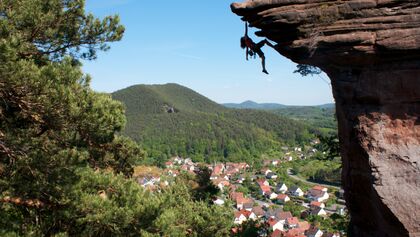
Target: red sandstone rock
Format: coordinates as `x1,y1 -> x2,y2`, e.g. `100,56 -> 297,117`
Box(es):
231,1 -> 420,236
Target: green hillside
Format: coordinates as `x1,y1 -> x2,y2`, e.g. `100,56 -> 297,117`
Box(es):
112,84 -> 314,165
271,106 -> 336,133
224,101 -> 337,134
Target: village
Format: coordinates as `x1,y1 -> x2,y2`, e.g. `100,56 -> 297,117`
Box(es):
135,146 -> 347,237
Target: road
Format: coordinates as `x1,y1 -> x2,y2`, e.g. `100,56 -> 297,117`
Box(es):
286,168 -> 341,190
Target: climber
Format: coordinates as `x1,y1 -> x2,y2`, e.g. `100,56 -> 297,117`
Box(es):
240,22 -> 274,74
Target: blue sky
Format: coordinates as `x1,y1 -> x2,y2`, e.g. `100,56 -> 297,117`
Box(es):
83,0 -> 334,106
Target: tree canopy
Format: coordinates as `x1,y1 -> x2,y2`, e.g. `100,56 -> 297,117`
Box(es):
0,1 -> 233,235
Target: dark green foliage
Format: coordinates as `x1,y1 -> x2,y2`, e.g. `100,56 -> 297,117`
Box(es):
112,84 -> 314,164
283,200 -> 305,217
0,1 -> 234,236
192,166 -> 220,202
224,100 -> 287,110
234,220 -> 268,237
315,133 -> 340,160
292,157 -> 342,185
271,106 -> 336,134
0,0 -> 124,62
224,102 -> 337,134
308,213 -> 349,234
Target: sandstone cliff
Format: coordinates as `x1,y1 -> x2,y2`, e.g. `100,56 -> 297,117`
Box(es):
231,1 -> 420,236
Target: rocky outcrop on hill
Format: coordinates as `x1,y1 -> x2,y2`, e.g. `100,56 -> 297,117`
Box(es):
231,1 -> 420,236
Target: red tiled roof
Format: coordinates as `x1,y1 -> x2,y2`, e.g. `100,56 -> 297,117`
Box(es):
271,229 -> 283,237
277,194 -> 289,200
235,209 -> 252,218
260,185 -> 271,193
308,189 -> 325,198
277,211 -> 293,220
310,201 -> 323,207
313,185 -> 327,191
268,217 -> 280,227
230,191 -> 244,200
298,221 -> 310,231
286,217 -> 299,225
285,228 -> 305,237
256,179 -> 267,186
306,226 -> 322,236
236,196 -> 253,205
252,206 -> 265,216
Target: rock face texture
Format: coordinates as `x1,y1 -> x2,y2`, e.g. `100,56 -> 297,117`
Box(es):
231,1 -> 420,236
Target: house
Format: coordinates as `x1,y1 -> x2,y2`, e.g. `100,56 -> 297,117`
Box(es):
235,195 -> 245,209
310,206 -> 327,216
306,227 -> 323,237
243,202 -> 254,211
268,217 -> 284,231
268,192 -> 278,200
275,183 -> 288,193
212,163 -> 225,176
251,206 -> 265,218
165,161 -> 174,168
230,191 -> 244,201
285,228 -> 306,237
337,207 -> 346,216
212,178 -> 230,191
310,201 -> 326,209
307,189 -> 329,202
286,217 -> 299,229
271,229 -> 283,237
259,185 -> 271,196
276,194 -> 290,204
236,175 -> 246,184
172,156 -> 183,165
298,221 -> 311,231
184,158 -> 193,165
266,172 -> 278,179
213,198 -> 225,206
210,173 -> 219,180
277,211 -> 293,223
257,179 -> 270,187
234,209 -> 256,224
165,169 -> 179,177
289,186 -> 304,197
260,168 -> 272,176
265,207 -> 284,220
238,162 -> 249,170
271,159 -> 281,166
236,196 -> 254,210
312,185 -> 328,192
234,210 -> 248,225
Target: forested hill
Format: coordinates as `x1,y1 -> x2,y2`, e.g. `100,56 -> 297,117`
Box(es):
224,101 -> 337,133
112,84 -> 313,165
224,100 -> 288,110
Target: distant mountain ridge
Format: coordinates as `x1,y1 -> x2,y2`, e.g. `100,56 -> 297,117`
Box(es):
223,101 -> 336,133
112,83 -> 314,164
223,101 -> 334,110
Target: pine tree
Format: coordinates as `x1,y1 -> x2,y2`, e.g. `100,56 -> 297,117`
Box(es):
0,1 -> 233,235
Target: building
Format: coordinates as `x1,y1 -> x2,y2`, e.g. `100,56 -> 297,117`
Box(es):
276,194 -> 291,204
306,227 -> 323,237
307,189 -> 329,202
289,186 -> 304,197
